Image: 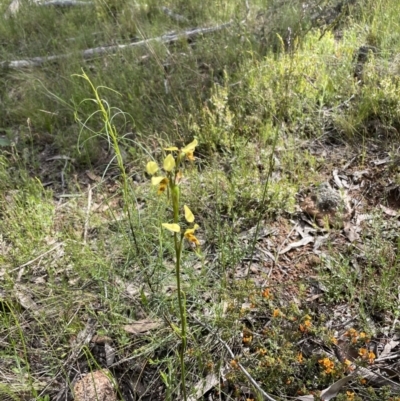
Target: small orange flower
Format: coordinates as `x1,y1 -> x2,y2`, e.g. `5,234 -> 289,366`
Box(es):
346,328 -> 359,344
297,352 -> 303,363
319,357 -> 335,374
230,359 -> 239,369
359,331 -> 369,343
262,288 -> 272,299
359,378 -> 367,385
346,328 -> 358,337
257,348 -> 267,355
299,319 -> 312,333
358,348 -> 368,358
242,329 -> 253,345
273,309 -> 281,318
346,391 -> 355,400
368,351 -> 376,364
330,336 -> 338,345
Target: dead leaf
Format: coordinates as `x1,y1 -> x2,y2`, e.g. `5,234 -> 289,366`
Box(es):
380,204 -> 398,217
373,157 -> 390,166
74,318 -> 97,346
14,285 -> 39,314
356,214 -> 373,225
86,170 -> 101,182
352,170 -> 370,182
320,375 -> 354,400
313,234 -> 329,252
343,223 -> 360,242
279,236 -> 314,254
332,169 -> 344,189
91,335 -> 113,345
124,319 -> 162,334
296,396 -> 314,401
377,340 -> 400,360
104,342 -> 116,366
187,373 -> 219,401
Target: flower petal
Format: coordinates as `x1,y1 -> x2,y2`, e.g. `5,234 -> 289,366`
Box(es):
184,205 -> 195,223
146,161 -> 159,175
151,176 -> 165,186
164,146 -> 179,151
181,139 -> 198,154
162,223 -> 181,233
163,154 -> 176,172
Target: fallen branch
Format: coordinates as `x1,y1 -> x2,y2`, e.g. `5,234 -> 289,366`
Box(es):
41,0 -> 93,6
1,22 -> 232,69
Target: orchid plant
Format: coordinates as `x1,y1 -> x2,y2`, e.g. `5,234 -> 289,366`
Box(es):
146,138 -> 199,400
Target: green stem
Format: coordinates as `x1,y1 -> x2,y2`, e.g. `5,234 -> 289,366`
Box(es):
171,181 -> 187,401
174,233 -> 187,401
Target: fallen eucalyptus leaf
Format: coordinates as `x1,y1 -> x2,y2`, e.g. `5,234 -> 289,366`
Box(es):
279,236 -> 314,254
320,375 -> 354,400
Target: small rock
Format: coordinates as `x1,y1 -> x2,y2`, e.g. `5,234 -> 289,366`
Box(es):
73,370 -> 117,401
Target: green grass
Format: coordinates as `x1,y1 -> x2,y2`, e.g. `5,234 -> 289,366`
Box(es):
2,0 -> 400,400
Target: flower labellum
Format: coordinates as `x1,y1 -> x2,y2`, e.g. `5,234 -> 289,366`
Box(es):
184,224 -> 200,246
157,178 -> 169,195
185,151 -> 195,161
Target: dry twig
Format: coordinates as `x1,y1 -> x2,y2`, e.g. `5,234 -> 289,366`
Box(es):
1,22 -> 232,69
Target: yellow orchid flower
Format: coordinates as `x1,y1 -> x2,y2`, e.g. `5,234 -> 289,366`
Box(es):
162,223 -> 181,233
184,224 -> 200,246
181,139 -> 198,154
164,139 -> 198,154
151,176 -> 169,195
